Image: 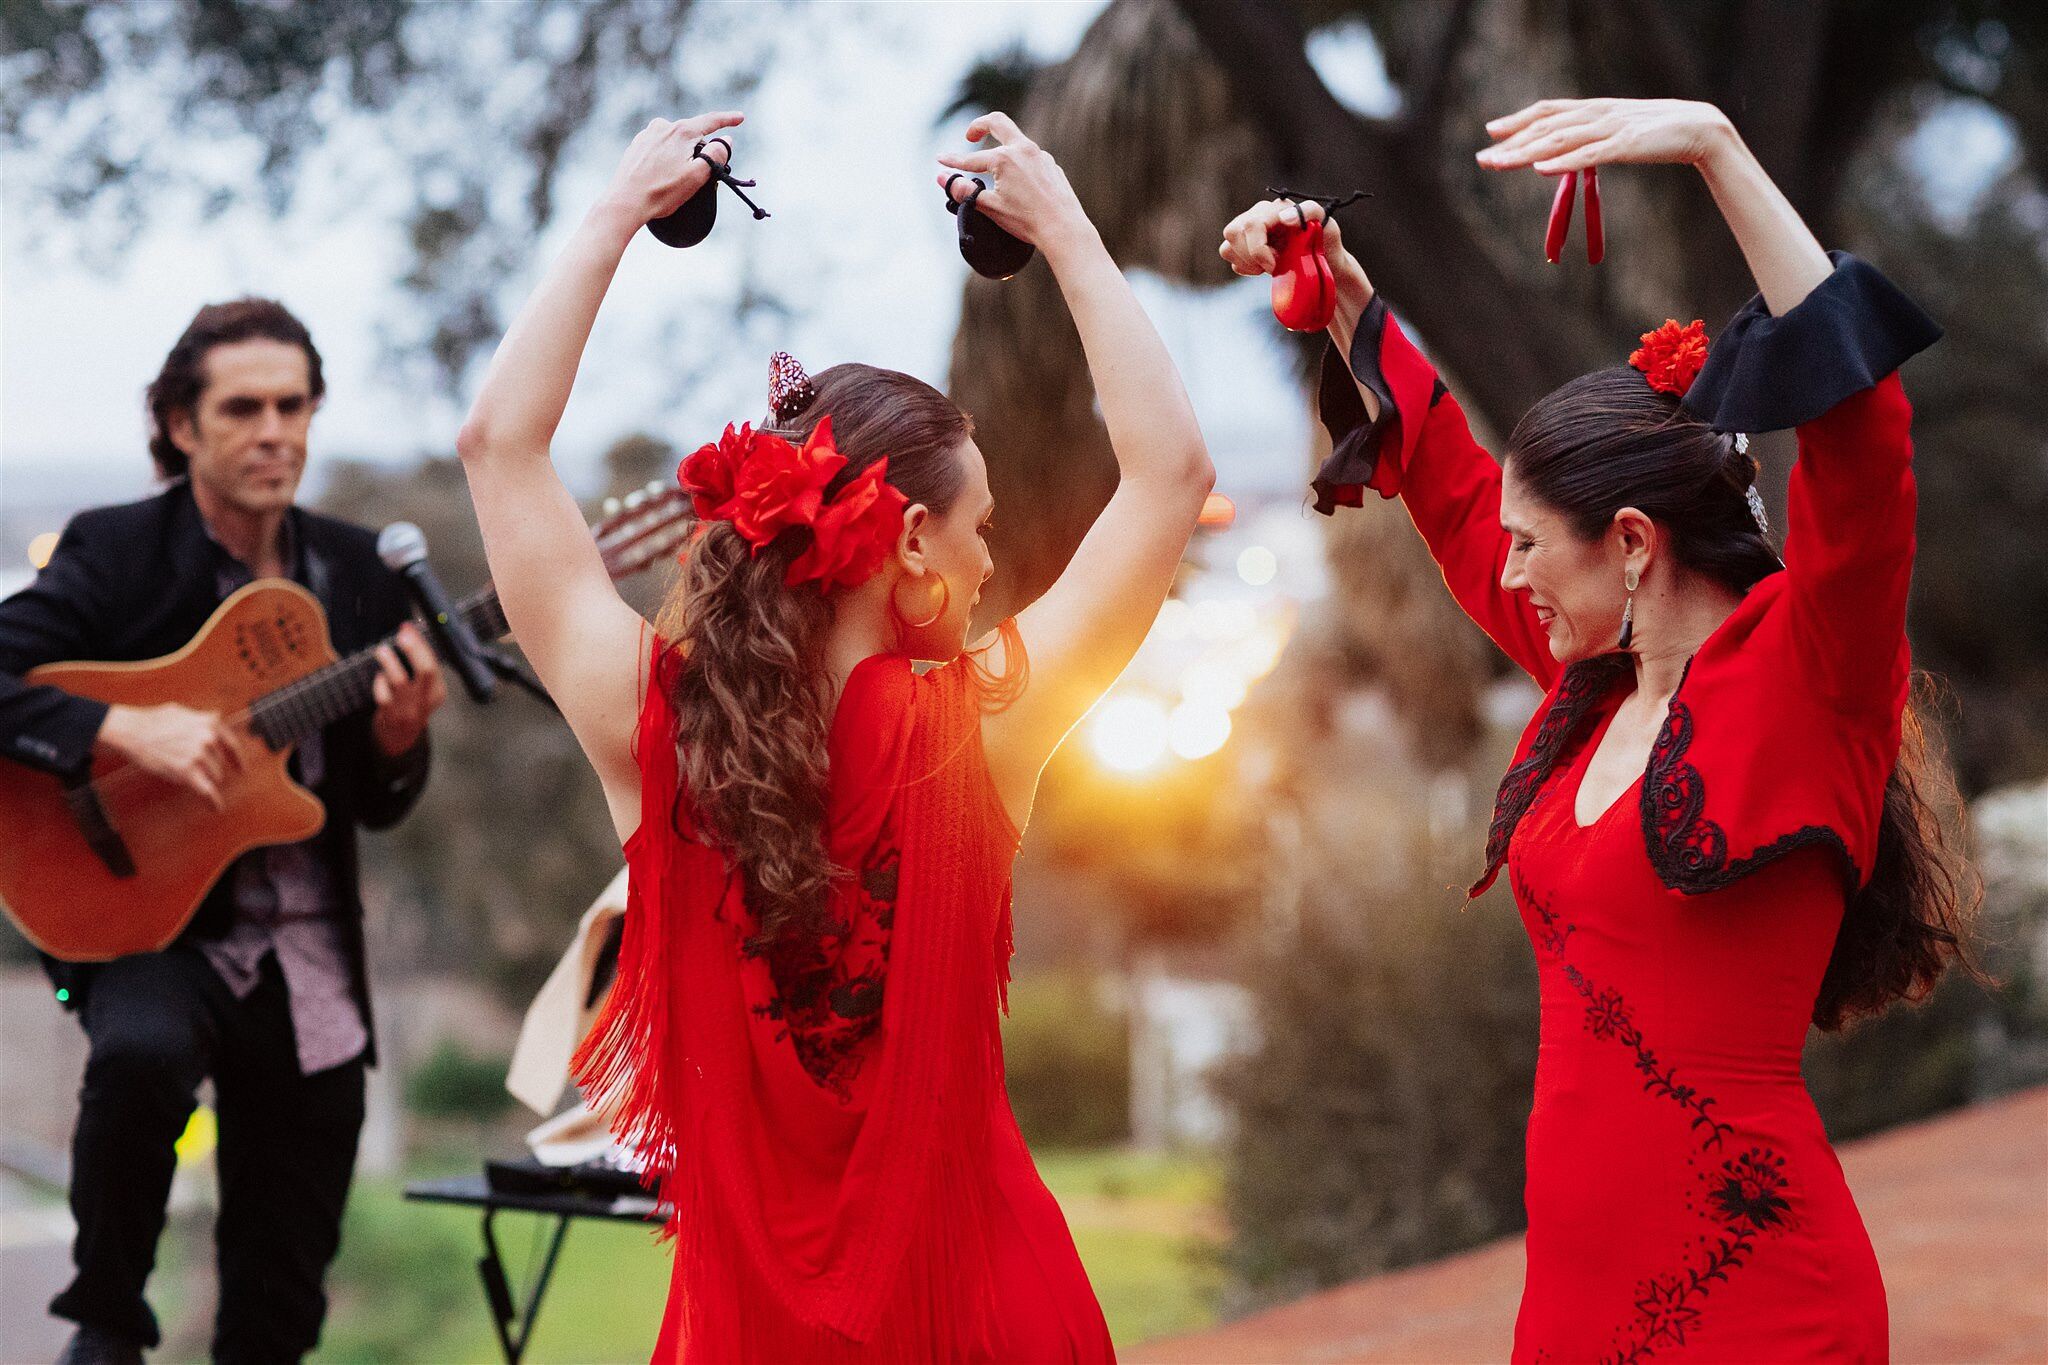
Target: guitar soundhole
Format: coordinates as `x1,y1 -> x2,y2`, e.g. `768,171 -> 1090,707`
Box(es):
235,615 -> 310,680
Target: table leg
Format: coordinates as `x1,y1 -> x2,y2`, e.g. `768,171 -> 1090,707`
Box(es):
477,1206 -> 574,1365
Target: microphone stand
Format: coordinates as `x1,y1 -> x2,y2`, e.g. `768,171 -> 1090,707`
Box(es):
475,646 -> 558,714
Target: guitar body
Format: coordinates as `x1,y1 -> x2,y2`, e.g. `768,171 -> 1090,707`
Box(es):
0,582 -> 333,961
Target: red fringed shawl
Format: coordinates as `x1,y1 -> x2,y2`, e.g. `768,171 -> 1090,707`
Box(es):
574,638 -> 1022,1362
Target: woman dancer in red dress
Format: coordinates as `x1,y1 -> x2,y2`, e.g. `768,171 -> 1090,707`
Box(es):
1224,98 -> 1974,1361
458,110 -> 1212,1361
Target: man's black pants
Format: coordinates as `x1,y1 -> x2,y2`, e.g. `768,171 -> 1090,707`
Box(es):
49,947 -> 365,1363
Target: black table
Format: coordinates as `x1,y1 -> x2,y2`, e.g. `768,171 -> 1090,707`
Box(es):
403,1173 -> 661,1364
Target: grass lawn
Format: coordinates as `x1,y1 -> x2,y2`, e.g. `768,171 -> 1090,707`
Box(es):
156,1146 -> 1224,1362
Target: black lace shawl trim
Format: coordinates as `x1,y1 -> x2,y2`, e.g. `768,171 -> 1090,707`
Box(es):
1476,656 -> 1860,899
1640,672 -> 1859,898
1472,656 -> 1628,895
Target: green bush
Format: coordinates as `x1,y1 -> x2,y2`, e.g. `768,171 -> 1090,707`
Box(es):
404,1039 -> 515,1121
1215,878 -> 1538,1308
1003,971 -> 1131,1148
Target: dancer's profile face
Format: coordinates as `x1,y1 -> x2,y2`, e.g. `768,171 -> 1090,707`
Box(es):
1500,464 -> 1625,663
895,438 -> 995,659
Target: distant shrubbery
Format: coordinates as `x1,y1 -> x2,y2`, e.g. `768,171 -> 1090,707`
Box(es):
1215,871 -> 1539,1308
404,1039 -> 514,1121
1003,970 -> 1132,1148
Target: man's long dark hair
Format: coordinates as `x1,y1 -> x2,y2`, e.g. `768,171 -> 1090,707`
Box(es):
1508,367 -> 1979,1030
145,297 -> 325,478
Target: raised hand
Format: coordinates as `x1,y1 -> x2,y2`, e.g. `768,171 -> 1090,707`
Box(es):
935,112 -> 1094,258
601,111 -> 746,225
1219,197 -> 1369,286
1477,97 -> 1735,175
1479,97 -> 1829,315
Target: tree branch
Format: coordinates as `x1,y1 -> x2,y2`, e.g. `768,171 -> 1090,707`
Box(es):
1172,0 -> 1605,432
1404,0 -> 1483,140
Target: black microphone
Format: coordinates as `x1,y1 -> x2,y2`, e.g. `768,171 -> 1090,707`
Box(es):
377,522 -> 498,704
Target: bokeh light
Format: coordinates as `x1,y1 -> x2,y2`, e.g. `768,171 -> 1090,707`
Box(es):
175,1104 -> 217,1167
1236,544 -> 1277,586
1089,694 -> 1172,774
1192,598 -> 1256,643
1198,492 -> 1237,527
1169,701 -> 1231,760
27,531 -> 59,569
1180,660 -> 1248,712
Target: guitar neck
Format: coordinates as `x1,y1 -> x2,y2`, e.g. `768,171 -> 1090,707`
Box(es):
247,586 -> 508,749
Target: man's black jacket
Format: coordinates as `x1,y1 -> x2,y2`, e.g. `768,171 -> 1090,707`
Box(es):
0,480 -> 429,1060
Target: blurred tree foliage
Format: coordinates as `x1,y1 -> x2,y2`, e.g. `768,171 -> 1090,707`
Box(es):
1002,970 -> 1133,1148
948,0 -> 2045,789
4,0 -> 2041,1303
0,0 -> 759,388
318,436 -> 679,1005
943,0 -> 2047,1305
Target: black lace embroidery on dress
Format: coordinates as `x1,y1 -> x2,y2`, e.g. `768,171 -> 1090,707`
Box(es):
1517,871 -> 1731,1149
751,838 -> 901,1102
1513,869 -> 1797,1363
1480,654 -> 1860,899
1474,657 -> 1628,893
1640,675 -> 1857,898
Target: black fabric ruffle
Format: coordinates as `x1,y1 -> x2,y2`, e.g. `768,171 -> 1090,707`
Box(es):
1682,251 -> 1941,433
1311,293 -> 1396,515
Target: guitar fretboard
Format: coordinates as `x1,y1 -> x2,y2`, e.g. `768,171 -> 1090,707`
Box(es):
246,587 -> 506,748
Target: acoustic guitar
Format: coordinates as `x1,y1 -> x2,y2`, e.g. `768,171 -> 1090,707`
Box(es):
0,486 -> 689,963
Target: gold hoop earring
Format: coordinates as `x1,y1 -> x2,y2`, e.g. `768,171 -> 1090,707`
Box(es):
892,575 -> 950,631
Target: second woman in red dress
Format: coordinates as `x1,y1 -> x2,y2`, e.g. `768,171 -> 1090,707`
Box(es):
1224,96 -> 1975,1361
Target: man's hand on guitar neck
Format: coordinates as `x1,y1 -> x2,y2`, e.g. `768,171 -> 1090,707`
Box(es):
96,702 -> 246,811
369,622 -> 447,760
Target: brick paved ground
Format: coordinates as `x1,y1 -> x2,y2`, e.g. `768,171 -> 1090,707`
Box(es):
1133,1085 -> 2048,1364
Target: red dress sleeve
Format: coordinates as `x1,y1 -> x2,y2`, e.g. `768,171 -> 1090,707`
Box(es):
1681,252 -> 1942,718
1779,375 -> 1916,716
1315,296 -> 1561,690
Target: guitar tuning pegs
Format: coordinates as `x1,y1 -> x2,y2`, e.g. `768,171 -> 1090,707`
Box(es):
603,497 -> 622,517
625,489 -> 648,510
644,480 -> 664,497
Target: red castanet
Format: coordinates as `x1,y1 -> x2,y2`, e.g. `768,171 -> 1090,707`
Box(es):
1271,218 -> 1336,332
1545,170 -> 1578,264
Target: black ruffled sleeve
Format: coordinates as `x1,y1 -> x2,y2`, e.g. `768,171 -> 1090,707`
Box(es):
1312,294 -> 1396,514
1682,251 -> 1942,433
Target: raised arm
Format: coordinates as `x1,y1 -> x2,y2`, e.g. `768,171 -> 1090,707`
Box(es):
1482,99 -> 1940,712
457,112 -> 742,837
936,113 -> 1215,803
1221,199 -> 1560,688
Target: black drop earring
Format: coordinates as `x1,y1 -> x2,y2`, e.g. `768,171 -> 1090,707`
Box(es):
1617,566 -> 1641,651
647,137 -> 770,249
944,174 -> 1035,280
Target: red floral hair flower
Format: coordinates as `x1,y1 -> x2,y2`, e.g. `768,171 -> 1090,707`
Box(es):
677,422 -> 752,523
676,412 -> 908,591
787,456 -> 910,591
1629,318 -> 1710,396
726,418 -> 847,549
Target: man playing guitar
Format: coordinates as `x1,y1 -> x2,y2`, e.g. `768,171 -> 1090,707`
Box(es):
0,299 -> 445,1365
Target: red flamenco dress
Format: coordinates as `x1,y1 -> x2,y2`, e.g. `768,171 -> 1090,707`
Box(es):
1315,254 -> 1942,1362
576,634 -> 1115,1363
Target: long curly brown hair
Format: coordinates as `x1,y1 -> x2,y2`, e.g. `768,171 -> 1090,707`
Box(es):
658,364 -> 973,952
1509,368 -> 1982,1031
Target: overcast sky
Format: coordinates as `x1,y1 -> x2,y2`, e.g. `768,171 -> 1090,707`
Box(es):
2,2 -> 2015,525
0,1 -> 1339,522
